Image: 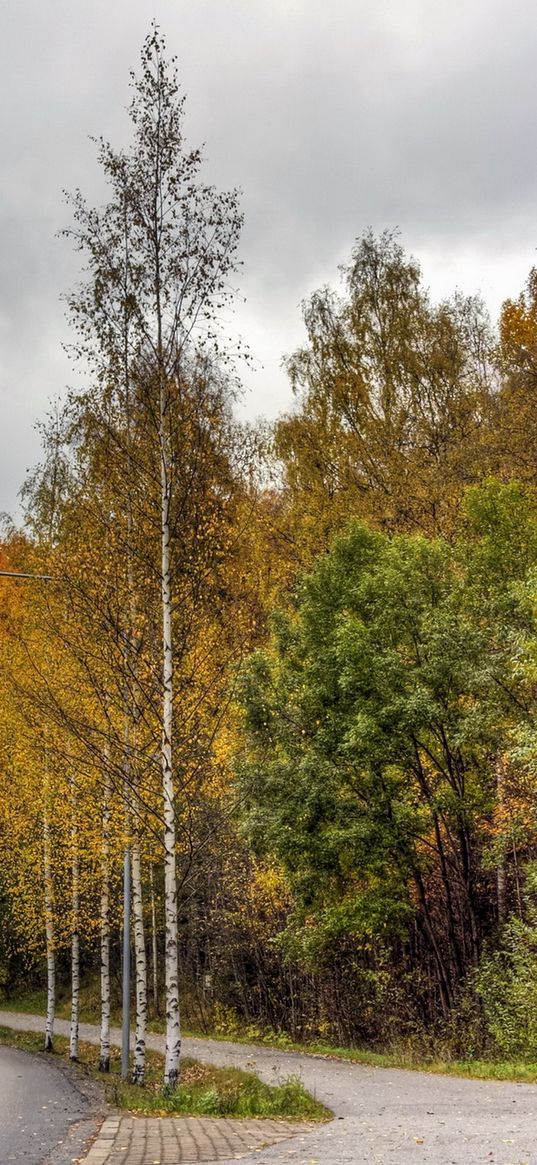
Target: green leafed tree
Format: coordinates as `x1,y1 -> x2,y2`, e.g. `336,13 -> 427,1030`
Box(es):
237,483 -> 537,1019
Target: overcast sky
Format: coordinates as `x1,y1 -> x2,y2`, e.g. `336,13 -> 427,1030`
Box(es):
2,0 -> 537,516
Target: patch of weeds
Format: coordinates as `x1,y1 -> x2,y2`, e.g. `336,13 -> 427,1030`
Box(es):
135,1062 -> 327,1119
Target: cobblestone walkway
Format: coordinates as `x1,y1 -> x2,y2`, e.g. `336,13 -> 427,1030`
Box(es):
82,1114 -> 314,1164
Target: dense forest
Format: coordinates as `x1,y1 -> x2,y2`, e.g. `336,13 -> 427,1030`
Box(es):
3,29 -> 537,1084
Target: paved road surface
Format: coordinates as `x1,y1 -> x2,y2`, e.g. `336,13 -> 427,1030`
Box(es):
1,1011 -> 537,1164
0,1041 -> 101,1164
183,1035 -> 537,1165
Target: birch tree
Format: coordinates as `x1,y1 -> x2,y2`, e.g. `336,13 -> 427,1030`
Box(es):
62,25 -> 244,1084
99,764 -> 112,1072
69,772 -> 80,1061
43,768 -> 56,1053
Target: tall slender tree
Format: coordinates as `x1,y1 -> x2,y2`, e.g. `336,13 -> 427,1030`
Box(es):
61,25 -> 244,1084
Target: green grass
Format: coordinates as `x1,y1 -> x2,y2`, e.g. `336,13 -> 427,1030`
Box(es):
1,984 -> 119,1025
0,988 -> 50,1015
0,1024 -> 328,1120
263,1040 -> 537,1083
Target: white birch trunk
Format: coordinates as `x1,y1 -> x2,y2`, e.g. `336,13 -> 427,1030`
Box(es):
99,768 -> 111,1072
69,777 -> 80,1061
43,795 -> 55,1053
121,718 -> 132,1081
131,840 -> 147,1085
150,862 -> 159,1016
160,379 -> 181,1087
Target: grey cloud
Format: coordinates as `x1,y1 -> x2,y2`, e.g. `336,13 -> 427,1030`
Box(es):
2,0 -> 537,514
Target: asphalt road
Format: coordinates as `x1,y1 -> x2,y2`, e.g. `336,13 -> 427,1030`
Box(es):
1,1010 -> 537,1164
184,1033 -> 537,1165
0,1042 -> 101,1164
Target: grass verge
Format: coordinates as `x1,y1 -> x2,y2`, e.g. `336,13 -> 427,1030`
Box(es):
261,1041 -> 537,1084
0,1024 -> 328,1120
145,1016 -> 537,1084
6,989 -> 537,1086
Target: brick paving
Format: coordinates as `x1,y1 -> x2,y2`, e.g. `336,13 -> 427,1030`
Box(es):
81,1114 -> 315,1164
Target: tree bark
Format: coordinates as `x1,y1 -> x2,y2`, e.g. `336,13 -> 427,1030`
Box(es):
99,769 -> 111,1072
131,839 -> 147,1085
43,788 -> 55,1053
69,776 -> 80,1062
150,862 -> 159,1016
161,373 -> 181,1087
